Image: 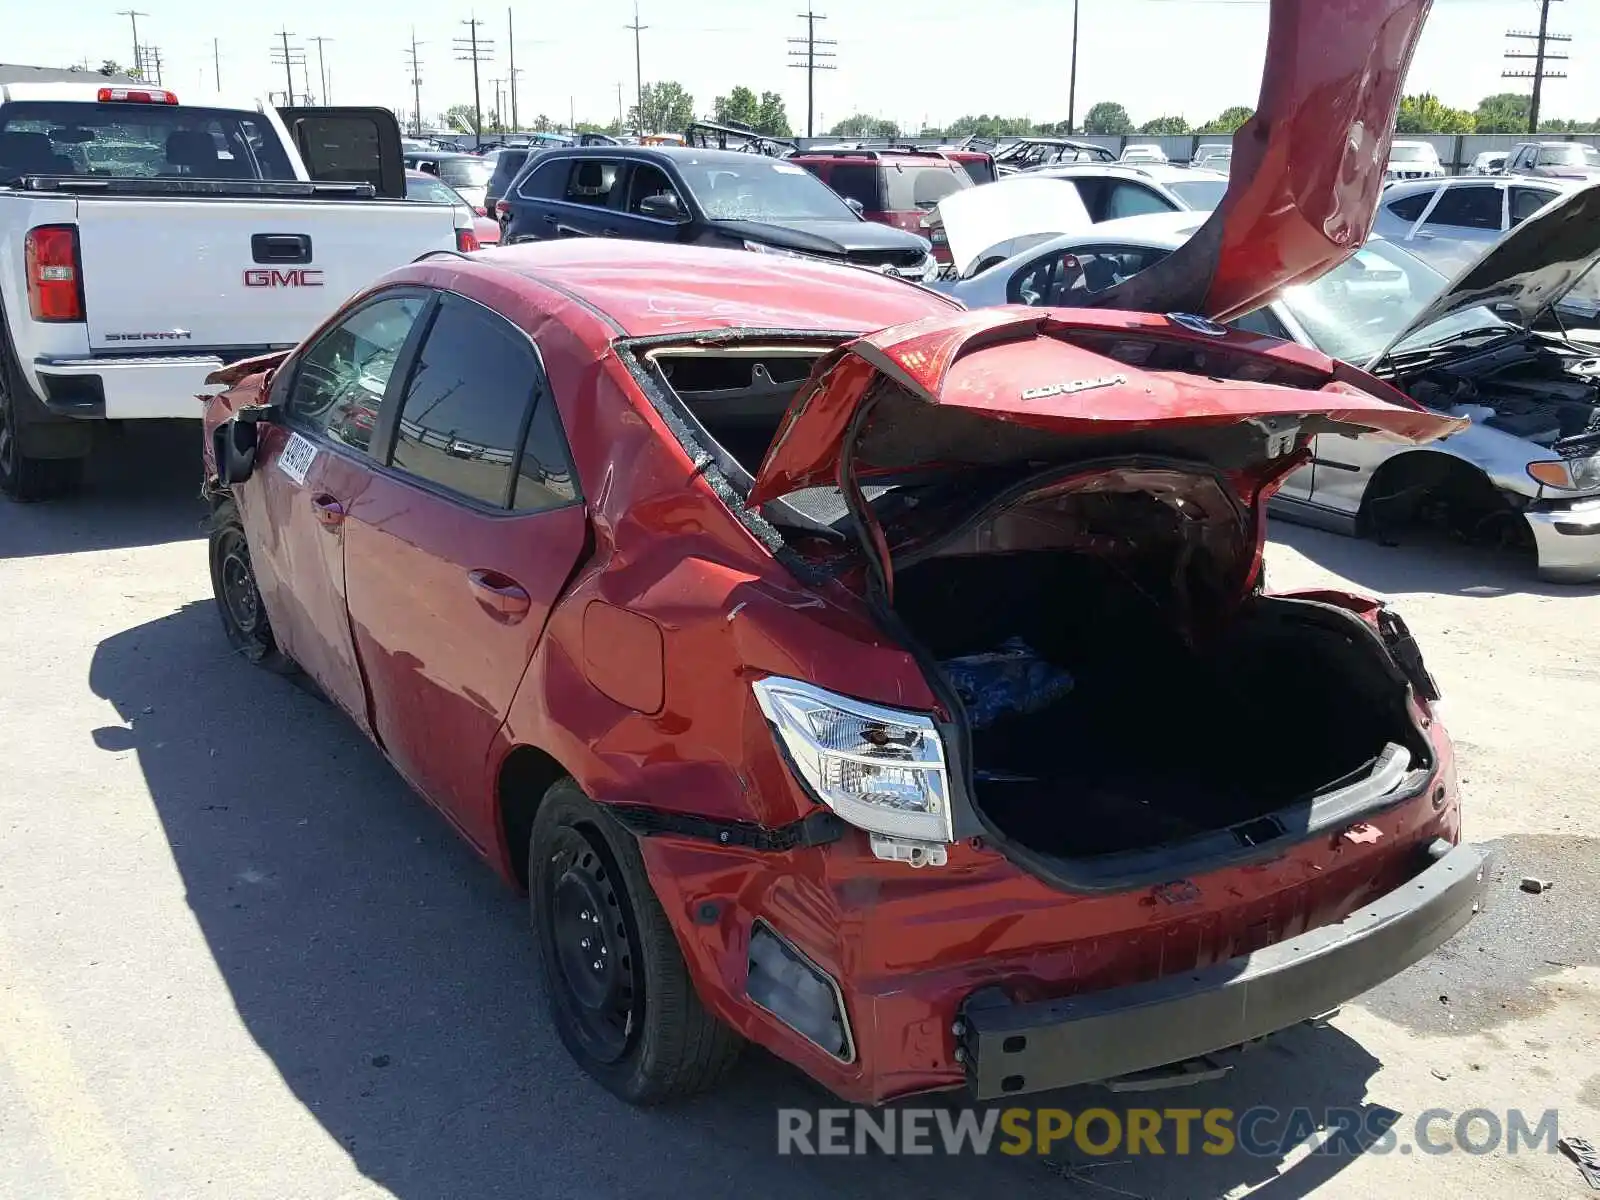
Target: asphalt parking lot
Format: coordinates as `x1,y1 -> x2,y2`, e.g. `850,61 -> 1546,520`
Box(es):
1,423 -> 1597,1200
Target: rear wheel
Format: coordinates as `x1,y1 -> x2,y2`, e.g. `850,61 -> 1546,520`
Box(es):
530,779 -> 741,1104
208,498 -> 295,674
0,361 -> 85,502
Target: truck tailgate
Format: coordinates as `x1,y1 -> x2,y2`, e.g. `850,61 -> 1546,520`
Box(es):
72,197 -> 456,353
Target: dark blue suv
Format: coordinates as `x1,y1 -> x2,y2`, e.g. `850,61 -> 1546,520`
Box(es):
499,146 -> 936,281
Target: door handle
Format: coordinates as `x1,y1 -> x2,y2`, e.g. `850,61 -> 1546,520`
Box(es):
467,569 -> 532,623
310,494 -> 345,529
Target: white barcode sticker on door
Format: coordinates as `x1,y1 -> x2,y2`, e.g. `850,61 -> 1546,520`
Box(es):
277,432 -> 319,485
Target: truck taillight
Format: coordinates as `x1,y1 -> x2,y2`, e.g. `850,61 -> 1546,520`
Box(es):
97,86 -> 179,104
456,227 -> 481,253
25,225 -> 85,322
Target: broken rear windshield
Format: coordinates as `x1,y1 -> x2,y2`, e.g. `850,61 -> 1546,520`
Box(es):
0,102 -> 295,182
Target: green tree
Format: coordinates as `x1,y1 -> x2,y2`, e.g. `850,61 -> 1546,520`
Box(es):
827,114 -> 900,139
1139,115 -> 1191,135
443,103 -> 479,135
756,91 -> 792,137
1082,102 -> 1133,135
1474,92 -> 1530,133
98,59 -> 141,79
603,117 -> 626,137
713,85 -> 760,127
532,113 -> 553,133
945,114 -> 1037,139
1395,93 -> 1475,134
1198,105 -> 1254,134
628,81 -> 695,135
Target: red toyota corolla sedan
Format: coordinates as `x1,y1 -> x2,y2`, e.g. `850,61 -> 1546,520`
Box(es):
199,0 -> 1491,1108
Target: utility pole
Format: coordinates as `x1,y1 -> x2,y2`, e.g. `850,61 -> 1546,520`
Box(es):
213,38 -> 221,91
626,2 -> 647,136
787,11 -> 836,138
1504,0 -> 1569,134
271,31 -> 305,107
617,81 -> 624,130
570,95 -> 576,134
1067,0 -> 1080,134
405,31 -> 425,138
454,17 -> 495,149
309,37 -> 333,106
507,7 -> 518,132
139,45 -> 163,87
117,10 -> 146,78
490,78 -> 506,131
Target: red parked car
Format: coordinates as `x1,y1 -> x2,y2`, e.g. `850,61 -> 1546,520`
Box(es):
790,146 -> 972,266
200,0 -> 1488,1108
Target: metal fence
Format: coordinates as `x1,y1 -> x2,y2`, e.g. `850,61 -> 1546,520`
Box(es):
796,132 -> 1600,175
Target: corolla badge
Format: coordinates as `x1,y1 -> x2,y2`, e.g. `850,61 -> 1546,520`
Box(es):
1167,311 -> 1229,337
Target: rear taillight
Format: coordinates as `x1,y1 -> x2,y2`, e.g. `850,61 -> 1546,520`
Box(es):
494,200 -> 510,219
25,225 -> 85,322
473,205 -> 488,217
456,227 -> 481,253
97,86 -> 178,104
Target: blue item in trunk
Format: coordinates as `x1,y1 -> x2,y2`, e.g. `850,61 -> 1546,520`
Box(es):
940,638 -> 1075,730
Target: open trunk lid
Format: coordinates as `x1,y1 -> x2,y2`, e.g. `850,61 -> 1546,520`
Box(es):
1083,0 -> 1433,322
747,309 -> 1464,591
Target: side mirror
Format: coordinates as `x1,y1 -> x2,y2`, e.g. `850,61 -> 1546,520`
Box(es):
217,419 -> 259,485
637,192 -> 685,221
844,197 -> 865,217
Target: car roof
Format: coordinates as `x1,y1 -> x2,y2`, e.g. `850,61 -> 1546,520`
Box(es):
436,240 -> 959,340
544,145 -> 790,169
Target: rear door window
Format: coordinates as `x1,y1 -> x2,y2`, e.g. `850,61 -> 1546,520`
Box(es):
1424,185 -> 1501,230
0,101 -> 294,181
389,296 -> 541,508
819,163 -> 881,210
562,158 -> 624,207
1385,190 -> 1433,222
1103,182 -> 1176,220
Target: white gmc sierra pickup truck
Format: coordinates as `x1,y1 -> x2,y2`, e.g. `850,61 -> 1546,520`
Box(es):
0,74 -> 480,500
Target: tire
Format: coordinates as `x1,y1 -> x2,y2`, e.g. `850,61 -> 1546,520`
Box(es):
0,356 -> 85,502
530,778 -> 741,1105
207,498 -> 296,675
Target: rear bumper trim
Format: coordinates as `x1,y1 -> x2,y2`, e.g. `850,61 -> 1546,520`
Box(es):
959,841 -> 1495,1100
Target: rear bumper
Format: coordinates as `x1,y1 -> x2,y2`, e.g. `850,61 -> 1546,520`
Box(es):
31,354 -> 238,421
1525,497 -> 1600,583
958,840 -> 1495,1100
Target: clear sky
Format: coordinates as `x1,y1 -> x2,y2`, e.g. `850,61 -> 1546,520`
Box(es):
10,0 -> 1600,133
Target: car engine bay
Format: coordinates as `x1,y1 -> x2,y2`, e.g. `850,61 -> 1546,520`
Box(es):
1402,332 -> 1600,452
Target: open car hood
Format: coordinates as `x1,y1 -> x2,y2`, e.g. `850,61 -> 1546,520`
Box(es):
748,309 -> 1464,517
1366,182 -> 1600,368
934,178 -> 1093,278
1084,0 -> 1432,322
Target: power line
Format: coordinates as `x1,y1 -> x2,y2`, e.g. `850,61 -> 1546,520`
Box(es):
788,10 -> 836,139
626,2 -> 648,136
270,31 -> 305,107
453,16 -> 495,149
1504,0 -> 1570,133
116,10 -> 146,78
404,30 -> 425,137
139,44 -> 163,86
309,36 -> 333,105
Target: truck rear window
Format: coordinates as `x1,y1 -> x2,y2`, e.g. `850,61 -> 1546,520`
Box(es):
0,102 -> 295,182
